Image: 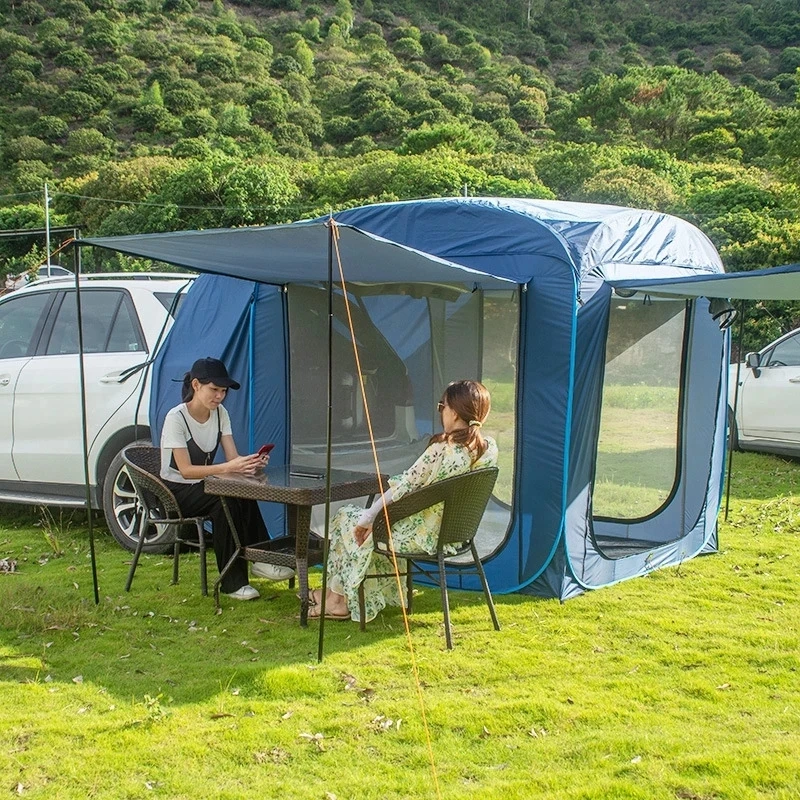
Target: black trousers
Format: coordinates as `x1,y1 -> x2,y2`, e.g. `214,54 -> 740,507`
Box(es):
168,481 -> 267,593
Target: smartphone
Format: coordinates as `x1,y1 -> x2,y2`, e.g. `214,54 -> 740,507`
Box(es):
257,443 -> 275,457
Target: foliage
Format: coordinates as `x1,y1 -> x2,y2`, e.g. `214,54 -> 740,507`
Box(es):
0,0 -> 798,336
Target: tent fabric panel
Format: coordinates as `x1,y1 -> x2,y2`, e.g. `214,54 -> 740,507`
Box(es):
150,275 -> 289,536
567,302 -> 727,590
80,224 -> 514,289
333,199 -> 578,284
607,262 -> 800,300
580,209 -> 724,279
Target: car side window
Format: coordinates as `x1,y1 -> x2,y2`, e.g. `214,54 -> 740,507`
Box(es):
764,333 -> 800,368
45,290 -> 145,355
0,293 -> 51,359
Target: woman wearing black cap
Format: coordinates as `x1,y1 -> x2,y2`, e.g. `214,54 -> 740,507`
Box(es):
160,357 -> 269,600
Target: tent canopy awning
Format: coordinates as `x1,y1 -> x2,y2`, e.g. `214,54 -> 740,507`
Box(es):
79,221 -> 516,290
607,262 -> 800,301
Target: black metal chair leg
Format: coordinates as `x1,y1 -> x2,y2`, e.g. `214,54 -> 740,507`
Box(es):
197,521 -> 208,596
406,563 -> 414,614
125,510 -> 146,592
471,542 -> 500,631
172,532 -> 181,586
438,553 -> 453,650
358,582 -> 368,631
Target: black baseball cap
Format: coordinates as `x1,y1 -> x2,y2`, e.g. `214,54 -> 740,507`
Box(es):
189,357 -> 240,390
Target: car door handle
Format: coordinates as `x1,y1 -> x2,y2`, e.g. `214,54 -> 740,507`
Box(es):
0,376 -> 9,386
99,373 -> 125,384
789,376 -> 800,383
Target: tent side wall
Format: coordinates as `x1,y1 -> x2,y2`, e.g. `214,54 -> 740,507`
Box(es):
150,275 -> 290,536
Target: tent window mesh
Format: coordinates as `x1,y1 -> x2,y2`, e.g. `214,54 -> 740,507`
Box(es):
593,299 -> 686,522
287,285 -> 516,557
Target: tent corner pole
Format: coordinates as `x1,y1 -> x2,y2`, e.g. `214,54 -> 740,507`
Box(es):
75,243 -> 100,604
723,299 -> 747,523
317,218 -> 335,662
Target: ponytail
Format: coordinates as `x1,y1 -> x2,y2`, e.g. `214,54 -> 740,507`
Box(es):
181,372 -> 194,403
429,379 -> 490,465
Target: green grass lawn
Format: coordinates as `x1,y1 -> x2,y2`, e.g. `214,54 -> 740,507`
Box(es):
1,451 -> 799,799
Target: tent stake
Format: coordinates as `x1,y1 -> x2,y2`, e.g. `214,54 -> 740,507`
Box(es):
74,245 -> 100,604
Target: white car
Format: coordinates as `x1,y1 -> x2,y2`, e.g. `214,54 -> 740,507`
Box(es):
0,272 -> 194,550
728,327 -> 800,457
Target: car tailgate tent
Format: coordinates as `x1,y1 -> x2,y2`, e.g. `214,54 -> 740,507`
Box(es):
82,197 -> 773,600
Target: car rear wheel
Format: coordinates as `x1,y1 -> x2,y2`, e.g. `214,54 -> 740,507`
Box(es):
102,441 -> 175,554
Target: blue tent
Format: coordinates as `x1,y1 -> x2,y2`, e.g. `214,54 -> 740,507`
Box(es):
84,198 -> 800,600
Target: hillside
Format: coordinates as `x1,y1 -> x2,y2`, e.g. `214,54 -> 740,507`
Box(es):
1,0 -> 800,336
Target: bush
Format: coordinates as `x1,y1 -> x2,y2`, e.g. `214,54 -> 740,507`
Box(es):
73,74 -> 114,104
31,115 -> 70,141
132,103 -> 175,132
182,110 -> 217,136
172,137 -> 212,158
131,31 -> 169,60
217,20 -> 244,43
270,54 -> 301,77
56,90 -> 102,119
246,37 -> 273,57
54,48 -> 94,69
12,160 -> 53,192
710,51 -> 743,73
324,115 -> 358,143
196,52 -> 237,80
66,127 -> 113,155
5,136 -> 53,162
393,37 -> 424,59
164,87 -> 202,113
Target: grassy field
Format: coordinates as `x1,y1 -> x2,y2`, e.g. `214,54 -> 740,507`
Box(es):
1,451 -> 799,799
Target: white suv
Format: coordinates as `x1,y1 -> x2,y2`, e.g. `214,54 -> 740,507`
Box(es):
729,326 -> 800,458
0,273 -> 194,550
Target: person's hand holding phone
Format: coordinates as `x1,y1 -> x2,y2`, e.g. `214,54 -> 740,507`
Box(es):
256,442 -> 274,467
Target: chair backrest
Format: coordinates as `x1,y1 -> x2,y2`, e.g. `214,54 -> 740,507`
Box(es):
122,445 -> 182,519
371,467 -> 499,553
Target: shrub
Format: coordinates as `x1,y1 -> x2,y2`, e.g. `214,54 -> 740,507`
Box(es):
66,127 -> 113,155
12,160 -> 53,192
711,51 -> 743,73
182,110 -> 217,136
5,136 -> 53,162
57,90 -> 102,119
393,37 -> 424,59
324,115 -> 358,143
270,54 -> 301,77
217,20 -> 244,43
779,46 -> 800,74
73,74 -> 114,104
31,116 -> 70,141
246,37 -> 273,57
131,31 -> 169,60
132,103 -> 175,131
18,1 -> 47,23
196,52 -> 237,80
54,48 -> 94,69
217,103 -> 251,137
164,87 -> 201,113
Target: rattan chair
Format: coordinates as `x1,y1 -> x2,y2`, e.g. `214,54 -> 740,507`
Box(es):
122,445 -> 213,595
358,466 -> 501,649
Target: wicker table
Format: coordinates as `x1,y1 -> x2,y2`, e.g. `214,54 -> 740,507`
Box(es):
205,465 -> 386,625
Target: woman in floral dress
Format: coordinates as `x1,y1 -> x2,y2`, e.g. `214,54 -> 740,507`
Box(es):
309,379 -> 498,622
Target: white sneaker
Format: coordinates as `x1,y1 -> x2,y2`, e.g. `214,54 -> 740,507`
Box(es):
224,585 -> 260,601
252,562 -> 296,581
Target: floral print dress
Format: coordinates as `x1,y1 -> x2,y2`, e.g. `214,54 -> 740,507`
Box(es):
326,436 -> 498,623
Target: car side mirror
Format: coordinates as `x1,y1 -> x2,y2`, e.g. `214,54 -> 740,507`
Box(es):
746,351 -> 761,377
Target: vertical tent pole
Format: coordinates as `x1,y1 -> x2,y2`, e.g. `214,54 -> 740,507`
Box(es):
724,299 -> 747,522
317,218 -> 335,661
75,245 -> 100,604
